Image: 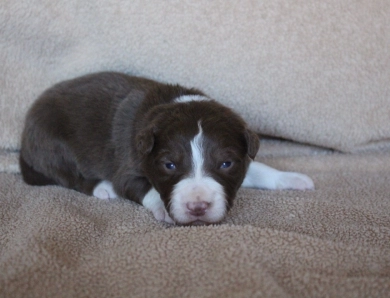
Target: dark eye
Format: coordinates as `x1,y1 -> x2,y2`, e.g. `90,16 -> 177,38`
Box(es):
165,162 -> 176,170
220,161 -> 232,169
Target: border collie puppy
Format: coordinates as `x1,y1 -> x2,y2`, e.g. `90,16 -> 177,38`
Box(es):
20,72 -> 314,225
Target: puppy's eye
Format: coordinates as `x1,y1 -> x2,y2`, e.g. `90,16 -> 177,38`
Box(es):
220,161 -> 232,169
165,162 -> 176,170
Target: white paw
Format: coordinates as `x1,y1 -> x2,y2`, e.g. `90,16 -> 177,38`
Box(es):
93,180 -> 118,200
142,187 -> 175,224
276,172 -> 315,190
151,207 -> 175,224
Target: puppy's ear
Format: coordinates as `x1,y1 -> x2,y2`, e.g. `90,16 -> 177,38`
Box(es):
136,126 -> 155,155
244,129 -> 260,160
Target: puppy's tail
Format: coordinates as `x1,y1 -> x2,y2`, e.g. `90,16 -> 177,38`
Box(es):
19,154 -> 57,186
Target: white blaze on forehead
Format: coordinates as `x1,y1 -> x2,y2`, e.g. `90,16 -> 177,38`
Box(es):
174,95 -> 209,103
190,122 -> 205,179
170,122 -> 227,224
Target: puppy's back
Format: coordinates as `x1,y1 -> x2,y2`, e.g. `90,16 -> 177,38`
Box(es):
19,72 -> 157,190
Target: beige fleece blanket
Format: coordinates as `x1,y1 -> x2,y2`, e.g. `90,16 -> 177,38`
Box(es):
1,142 -> 390,297
1,1 -> 390,296
1,0 -> 390,152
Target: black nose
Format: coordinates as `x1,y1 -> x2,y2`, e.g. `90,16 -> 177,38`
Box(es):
186,201 -> 210,216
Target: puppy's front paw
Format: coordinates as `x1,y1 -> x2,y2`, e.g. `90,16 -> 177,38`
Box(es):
93,180 -> 118,200
142,187 -> 175,224
151,207 -> 175,224
276,172 -> 315,190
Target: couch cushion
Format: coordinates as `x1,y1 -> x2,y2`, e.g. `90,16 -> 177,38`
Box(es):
1,0 -> 389,152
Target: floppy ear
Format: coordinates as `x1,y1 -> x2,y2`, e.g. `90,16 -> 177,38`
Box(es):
244,129 -> 260,160
136,125 -> 155,155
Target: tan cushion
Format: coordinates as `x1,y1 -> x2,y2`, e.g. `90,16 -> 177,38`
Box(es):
1,0 -> 389,152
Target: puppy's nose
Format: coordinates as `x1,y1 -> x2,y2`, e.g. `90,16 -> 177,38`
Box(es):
186,201 -> 210,216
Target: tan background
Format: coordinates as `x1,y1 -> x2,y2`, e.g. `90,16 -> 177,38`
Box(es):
1,2 -> 390,297
1,0 -> 390,152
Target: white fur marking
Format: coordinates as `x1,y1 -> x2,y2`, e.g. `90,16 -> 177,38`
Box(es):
191,122 -> 205,178
241,161 -> 315,190
174,95 -> 209,103
142,187 -> 175,224
93,180 -> 118,200
170,123 -> 227,224
171,177 -> 226,224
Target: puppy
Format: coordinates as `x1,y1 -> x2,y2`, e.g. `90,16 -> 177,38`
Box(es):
20,72 -> 314,225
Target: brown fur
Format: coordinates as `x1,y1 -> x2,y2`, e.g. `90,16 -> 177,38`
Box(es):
20,72 -> 259,210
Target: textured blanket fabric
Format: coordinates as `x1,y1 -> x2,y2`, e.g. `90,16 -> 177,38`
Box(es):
1,144 -> 390,297
1,0 -> 390,152
1,1 -> 390,296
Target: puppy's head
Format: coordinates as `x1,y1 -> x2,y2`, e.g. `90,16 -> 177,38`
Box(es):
136,100 -> 259,225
